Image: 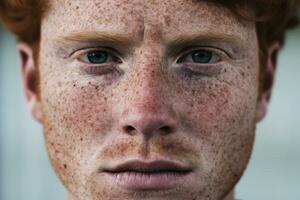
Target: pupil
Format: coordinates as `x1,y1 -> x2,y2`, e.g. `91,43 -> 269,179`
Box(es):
192,50 -> 212,63
87,51 -> 108,64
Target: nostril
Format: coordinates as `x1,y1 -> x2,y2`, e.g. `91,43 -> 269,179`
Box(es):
122,124 -> 174,136
123,125 -> 136,134
159,126 -> 173,135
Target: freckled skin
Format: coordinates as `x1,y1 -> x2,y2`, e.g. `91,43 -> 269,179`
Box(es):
39,0 -> 259,200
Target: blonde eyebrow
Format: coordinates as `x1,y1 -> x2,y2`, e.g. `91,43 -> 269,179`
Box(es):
167,33 -> 242,47
58,31 -> 136,46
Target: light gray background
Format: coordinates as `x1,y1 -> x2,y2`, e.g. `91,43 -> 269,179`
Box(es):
0,23 -> 299,200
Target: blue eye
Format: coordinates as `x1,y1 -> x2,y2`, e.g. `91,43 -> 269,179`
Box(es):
86,51 -> 108,64
191,50 -> 213,63
178,49 -> 220,64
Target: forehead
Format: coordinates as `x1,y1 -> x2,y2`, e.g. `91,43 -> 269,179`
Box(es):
43,0 -> 254,42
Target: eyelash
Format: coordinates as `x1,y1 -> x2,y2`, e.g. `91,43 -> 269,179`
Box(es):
74,48 -> 120,63
176,47 -> 226,64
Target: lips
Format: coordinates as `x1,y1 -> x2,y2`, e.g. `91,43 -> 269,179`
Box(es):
101,160 -> 193,190
103,159 -> 192,173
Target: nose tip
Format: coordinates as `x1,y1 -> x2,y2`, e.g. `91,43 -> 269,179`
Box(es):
120,111 -> 178,139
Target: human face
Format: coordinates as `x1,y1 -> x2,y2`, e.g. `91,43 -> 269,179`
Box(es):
37,0 -> 259,199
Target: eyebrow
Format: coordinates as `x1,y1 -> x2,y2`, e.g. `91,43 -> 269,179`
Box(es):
167,33 -> 242,48
58,31 -> 136,46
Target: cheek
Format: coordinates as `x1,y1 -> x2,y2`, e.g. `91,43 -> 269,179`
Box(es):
183,68 -> 258,187
181,64 -> 258,135
43,79 -> 110,134
185,81 -> 257,147
42,76 -> 113,134
40,76 -> 113,192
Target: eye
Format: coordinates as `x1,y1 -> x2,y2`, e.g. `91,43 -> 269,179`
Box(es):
78,50 -> 119,64
86,51 -> 108,64
72,48 -> 122,75
175,48 -> 226,78
178,49 -> 221,64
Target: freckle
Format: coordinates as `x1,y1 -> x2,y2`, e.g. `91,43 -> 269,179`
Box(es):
95,86 -> 99,90
164,15 -> 171,26
76,6 -> 79,9
64,164 -> 67,169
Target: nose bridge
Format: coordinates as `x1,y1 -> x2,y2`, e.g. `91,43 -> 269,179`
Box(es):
116,44 -> 178,139
130,44 -> 167,108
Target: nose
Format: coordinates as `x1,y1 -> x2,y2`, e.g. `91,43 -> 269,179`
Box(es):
117,62 -> 178,140
120,106 -> 178,139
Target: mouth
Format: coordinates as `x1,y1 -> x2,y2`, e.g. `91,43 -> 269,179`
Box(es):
101,159 -> 194,190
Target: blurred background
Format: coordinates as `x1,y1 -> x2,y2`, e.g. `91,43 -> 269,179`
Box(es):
0,22 -> 299,199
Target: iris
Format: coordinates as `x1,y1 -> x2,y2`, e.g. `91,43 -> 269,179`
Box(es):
191,50 -> 213,63
87,51 -> 108,64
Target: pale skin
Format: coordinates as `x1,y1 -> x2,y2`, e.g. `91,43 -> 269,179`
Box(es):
19,0 -> 278,200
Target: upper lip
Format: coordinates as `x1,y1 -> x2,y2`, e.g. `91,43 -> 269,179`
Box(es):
102,159 -> 193,173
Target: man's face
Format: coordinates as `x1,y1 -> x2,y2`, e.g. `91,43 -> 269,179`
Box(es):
36,0 -> 260,199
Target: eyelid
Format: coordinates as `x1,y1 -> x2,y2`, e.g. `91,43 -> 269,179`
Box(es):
175,46 -> 231,63
70,47 -> 122,62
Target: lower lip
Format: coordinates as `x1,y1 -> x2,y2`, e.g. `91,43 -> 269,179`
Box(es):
105,171 -> 192,190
